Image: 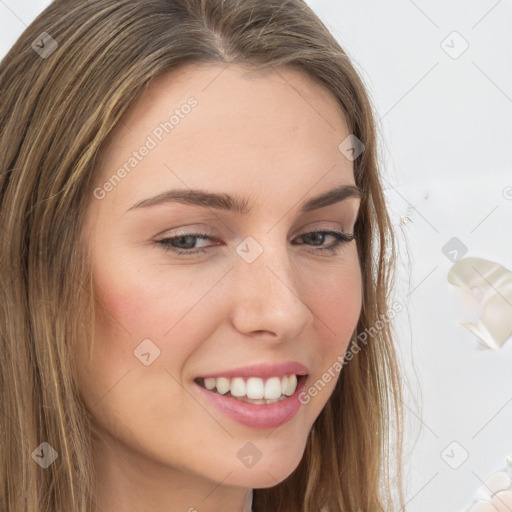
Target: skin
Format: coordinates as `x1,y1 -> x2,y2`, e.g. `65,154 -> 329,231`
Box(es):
78,62 -> 363,512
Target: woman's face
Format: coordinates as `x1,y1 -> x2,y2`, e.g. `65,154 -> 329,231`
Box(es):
79,62 -> 362,497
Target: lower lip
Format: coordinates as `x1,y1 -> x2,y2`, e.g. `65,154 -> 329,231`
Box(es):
194,376 -> 307,429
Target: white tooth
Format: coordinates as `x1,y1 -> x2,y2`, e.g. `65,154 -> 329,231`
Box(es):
204,378 -> 216,390
265,398 -> 279,404
230,377 -> 246,397
280,375 -> 288,395
264,377 -> 283,399
246,377 -> 264,399
216,377 -> 230,395
285,374 -> 297,396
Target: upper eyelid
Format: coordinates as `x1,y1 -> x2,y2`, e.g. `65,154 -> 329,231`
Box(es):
160,227 -> 350,237
156,230 -> 353,255
157,228 -> 353,248
157,219 -> 354,238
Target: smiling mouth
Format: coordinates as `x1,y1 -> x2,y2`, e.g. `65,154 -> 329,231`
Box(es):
194,374 -> 307,405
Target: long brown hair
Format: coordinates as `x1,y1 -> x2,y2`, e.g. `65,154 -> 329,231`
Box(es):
0,1 -> 405,510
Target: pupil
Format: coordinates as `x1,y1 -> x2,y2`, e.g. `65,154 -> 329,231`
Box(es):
305,232 -> 324,245
175,235 -> 195,249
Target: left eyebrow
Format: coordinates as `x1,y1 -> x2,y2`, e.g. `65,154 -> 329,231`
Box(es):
126,184 -> 362,215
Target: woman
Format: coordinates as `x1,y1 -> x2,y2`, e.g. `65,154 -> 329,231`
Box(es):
0,1 -> 405,511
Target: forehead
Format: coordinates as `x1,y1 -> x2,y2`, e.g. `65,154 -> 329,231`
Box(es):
93,62 -> 355,215
123,61 -> 348,129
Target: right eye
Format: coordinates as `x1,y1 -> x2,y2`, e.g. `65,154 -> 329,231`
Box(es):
156,232 -> 218,256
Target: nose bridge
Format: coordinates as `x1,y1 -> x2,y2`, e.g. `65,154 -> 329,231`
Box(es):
230,233 -> 313,337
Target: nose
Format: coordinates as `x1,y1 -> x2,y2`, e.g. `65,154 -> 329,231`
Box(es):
228,237 -> 314,341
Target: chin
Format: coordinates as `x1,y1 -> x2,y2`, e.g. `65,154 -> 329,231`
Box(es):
218,445 -> 306,489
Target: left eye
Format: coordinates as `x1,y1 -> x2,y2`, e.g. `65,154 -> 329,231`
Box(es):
156,230 -> 355,256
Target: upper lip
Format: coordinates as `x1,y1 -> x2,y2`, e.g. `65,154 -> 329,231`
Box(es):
197,361 -> 309,380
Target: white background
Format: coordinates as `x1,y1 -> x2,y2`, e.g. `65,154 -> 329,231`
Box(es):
1,1 -> 511,511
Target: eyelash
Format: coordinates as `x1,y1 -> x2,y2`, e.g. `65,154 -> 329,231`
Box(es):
156,229 -> 355,257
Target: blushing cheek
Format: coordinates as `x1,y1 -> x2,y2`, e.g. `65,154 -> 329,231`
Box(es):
318,257 -> 362,364
92,252 -> 158,332
90,269 -> 150,364
301,259 -> 361,414
73,274 -> 132,412
78,273 -> 156,413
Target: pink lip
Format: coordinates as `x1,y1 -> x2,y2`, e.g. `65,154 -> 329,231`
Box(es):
197,361 -> 309,380
194,375 -> 307,429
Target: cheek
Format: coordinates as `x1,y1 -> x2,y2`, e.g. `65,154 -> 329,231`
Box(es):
75,255 -> 172,408
93,274 -> 149,340
85,253 -> 224,382
300,250 -> 362,409
307,249 -> 362,342
76,262 -> 206,444
91,258 -> 181,345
